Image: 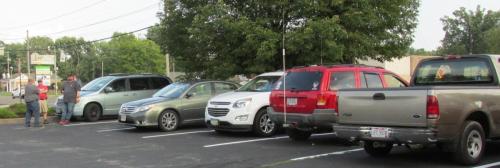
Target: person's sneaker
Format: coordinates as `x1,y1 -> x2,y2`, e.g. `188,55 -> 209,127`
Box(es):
58,120 -> 65,125
63,120 -> 70,125
43,120 -> 49,125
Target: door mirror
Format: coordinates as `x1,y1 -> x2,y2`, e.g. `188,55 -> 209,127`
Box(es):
185,93 -> 193,99
104,86 -> 114,93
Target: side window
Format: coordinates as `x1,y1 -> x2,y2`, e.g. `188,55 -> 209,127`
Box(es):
151,77 -> 170,89
130,77 -> 150,91
384,74 -> 407,87
364,73 -> 383,88
187,83 -> 212,97
108,79 -> 127,92
329,72 -> 355,90
214,83 -> 237,94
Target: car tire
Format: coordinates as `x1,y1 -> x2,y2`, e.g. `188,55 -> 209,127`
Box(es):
158,110 -> 179,132
253,108 -> 278,137
364,141 -> 393,157
286,128 -> 312,141
453,121 -> 485,165
83,103 -> 101,122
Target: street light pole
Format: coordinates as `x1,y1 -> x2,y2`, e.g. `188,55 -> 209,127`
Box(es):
26,30 -> 30,78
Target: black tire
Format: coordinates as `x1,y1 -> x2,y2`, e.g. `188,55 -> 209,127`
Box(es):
453,121 -> 485,165
83,103 -> 101,122
214,130 -> 229,134
158,110 -> 179,132
364,141 -> 393,157
286,128 -> 312,141
253,108 -> 278,137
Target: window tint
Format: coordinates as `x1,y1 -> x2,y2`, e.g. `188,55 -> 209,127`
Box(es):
330,72 -> 355,90
276,71 -> 322,91
108,79 -> 127,92
151,77 -> 170,89
187,83 -> 212,97
414,58 -> 493,85
214,83 -> 237,94
130,78 -> 150,91
384,74 -> 406,87
364,73 -> 383,88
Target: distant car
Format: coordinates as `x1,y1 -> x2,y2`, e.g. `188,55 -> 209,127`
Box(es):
119,81 -> 240,131
11,88 -> 25,99
205,72 -> 283,137
56,74 -> 172,121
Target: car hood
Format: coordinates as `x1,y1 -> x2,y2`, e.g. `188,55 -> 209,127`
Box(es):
124,96 -> 173,107
210,91 -> 269,103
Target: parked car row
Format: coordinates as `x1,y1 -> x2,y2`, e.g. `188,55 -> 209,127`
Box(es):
56,54 -> 500,165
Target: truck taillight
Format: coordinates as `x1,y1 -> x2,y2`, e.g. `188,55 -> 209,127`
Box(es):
317,94 -> 327,106
427,95 -> 439,119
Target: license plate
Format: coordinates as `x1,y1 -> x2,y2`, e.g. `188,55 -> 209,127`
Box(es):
287,98 -> 297,106
210,119 -> 219,126
370,127 -> 390,138
120,114 -> 126,122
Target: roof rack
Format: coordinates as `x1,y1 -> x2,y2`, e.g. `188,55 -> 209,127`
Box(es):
107,73 -> 160,76
292,64 -> 384,69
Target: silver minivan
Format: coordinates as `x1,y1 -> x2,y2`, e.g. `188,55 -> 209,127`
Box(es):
56,74 -> 172,121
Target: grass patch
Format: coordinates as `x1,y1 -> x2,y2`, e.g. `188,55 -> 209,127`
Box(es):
0,108 -> 17,118
0,92 -> 11,96
0,103 -> 57,119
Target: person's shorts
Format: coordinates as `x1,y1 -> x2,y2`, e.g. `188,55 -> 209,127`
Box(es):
39,99 -> 48,113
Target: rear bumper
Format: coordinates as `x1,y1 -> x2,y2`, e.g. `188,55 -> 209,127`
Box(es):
333,124 -> 438,144
206,120 -> 253,132
268,107 -> 337,130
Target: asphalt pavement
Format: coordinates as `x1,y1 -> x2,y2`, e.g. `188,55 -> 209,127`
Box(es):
0,120 -> 499,168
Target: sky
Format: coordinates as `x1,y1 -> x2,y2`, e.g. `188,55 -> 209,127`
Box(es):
0,0 -> 499,51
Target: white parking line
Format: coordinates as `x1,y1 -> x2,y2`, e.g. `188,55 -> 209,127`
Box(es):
97,127 -> 135,133
290,148 -> 363,161
204,132 -> 336,148
142,130 -> 214,139
473,161 -> 500,168
64,120 -> 118,127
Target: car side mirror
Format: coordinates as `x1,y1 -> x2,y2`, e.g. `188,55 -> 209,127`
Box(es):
104,87 -> 114,93
185,93 -> 193,99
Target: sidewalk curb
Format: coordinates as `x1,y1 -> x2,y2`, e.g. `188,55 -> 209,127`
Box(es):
0,116 -> 59,125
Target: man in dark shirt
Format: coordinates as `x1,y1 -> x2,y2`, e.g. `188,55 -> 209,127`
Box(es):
59,74 -> 81,125
24,78 -> 40,127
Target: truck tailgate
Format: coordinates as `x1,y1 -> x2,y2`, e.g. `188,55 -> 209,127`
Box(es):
338,89 -> 428,127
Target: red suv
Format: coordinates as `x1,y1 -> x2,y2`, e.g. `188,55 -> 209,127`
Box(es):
268,64 -> 408,140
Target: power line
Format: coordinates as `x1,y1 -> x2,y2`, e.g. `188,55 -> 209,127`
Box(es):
0,0 -> 108,31
1,2 -> 159,41
4,25 -> 155,52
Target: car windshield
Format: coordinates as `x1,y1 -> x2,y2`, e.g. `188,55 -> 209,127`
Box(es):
414,57 -> 494,85
153,83 -> 191,98
237,76 -> 281,92
81,77 -> 115,91
274,71 -> 323,91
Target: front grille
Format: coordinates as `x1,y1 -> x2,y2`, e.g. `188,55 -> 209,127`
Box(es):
208,108 -> 230,117
210,101 -> 231,106
121,106 -> 137,114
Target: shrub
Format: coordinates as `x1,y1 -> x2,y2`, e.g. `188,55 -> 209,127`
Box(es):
8,103 -> 26,116
0,108 -> 17,118
48,107 -> 56,116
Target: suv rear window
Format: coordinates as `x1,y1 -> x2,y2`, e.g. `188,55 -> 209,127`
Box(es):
276,71 -> 323,91
414,58 -> 494,85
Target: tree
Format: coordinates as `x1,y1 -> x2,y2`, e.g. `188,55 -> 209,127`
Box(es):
485,27 -> 500,54
159,0 -> 420,80
440,6 -> 500,55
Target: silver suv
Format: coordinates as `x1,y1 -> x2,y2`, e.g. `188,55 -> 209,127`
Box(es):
56,74 -> 172,121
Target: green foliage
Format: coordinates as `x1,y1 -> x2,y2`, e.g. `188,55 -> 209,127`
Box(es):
8,103 -> 26,116
485,27 -> 500,54
0,108 -> 17,118
440,6 -> 500,55
407,48 -> 436,56
158,0 -> 420,80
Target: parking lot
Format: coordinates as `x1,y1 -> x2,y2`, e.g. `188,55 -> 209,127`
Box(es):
0,120 -> 499,168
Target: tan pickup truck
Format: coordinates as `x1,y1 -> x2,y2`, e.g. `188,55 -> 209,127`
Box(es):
333,55 -> 500,165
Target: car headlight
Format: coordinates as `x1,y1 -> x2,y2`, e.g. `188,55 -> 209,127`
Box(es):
134,104 -> 153,113
233,98 -> 252,108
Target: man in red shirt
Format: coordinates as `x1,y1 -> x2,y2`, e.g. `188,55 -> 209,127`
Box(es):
37,80 -> 49,125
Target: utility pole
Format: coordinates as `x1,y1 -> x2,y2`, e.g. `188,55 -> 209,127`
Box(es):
17,57 -> 21,103
281,4 -> 287,127
26,30 -> 30,79
6,51 -> 10,92
165,53 -> 170,78
52,47 -> 58,95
